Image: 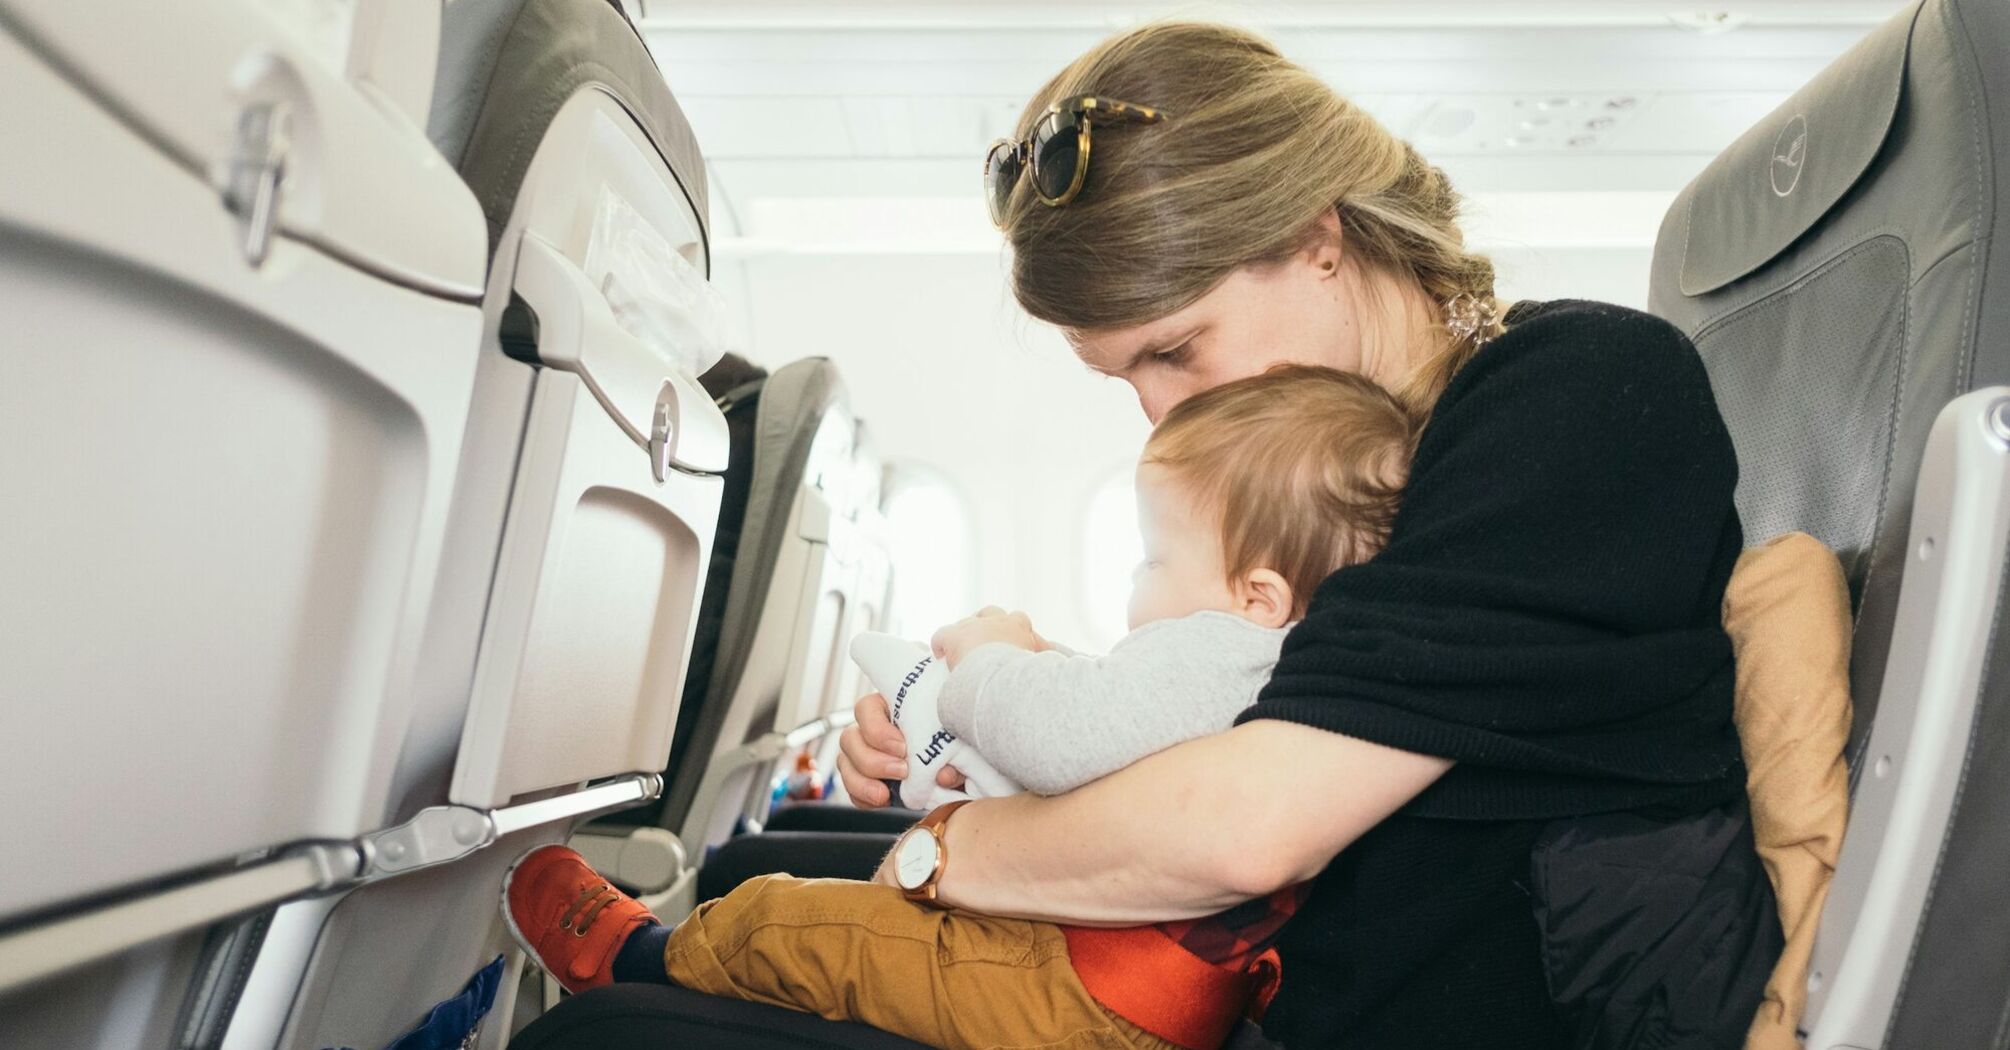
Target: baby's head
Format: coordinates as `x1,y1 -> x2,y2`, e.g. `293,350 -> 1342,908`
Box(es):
1129,364 -> 1419,631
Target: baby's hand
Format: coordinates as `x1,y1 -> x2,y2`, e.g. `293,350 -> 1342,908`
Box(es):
931,607 -> 1042,668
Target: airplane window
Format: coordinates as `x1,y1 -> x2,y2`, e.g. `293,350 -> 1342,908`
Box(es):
1080,468 -> 1145,651
880,465 -> 977,640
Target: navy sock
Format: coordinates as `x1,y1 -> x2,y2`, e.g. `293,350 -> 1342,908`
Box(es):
610,921 -> 675,985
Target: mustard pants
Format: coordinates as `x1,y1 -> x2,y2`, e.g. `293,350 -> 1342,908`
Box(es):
661,874 -> 1179,1050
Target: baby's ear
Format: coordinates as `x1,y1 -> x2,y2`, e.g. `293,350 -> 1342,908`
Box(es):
1238,569 -> 1294,629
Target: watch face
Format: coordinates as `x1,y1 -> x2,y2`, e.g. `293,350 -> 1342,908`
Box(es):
894,828 -> 939,890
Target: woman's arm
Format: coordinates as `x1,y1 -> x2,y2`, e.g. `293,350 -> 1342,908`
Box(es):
876,719 -> 1451,924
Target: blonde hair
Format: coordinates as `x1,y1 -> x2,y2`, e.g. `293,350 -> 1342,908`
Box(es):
1000,21 -> 1503,407
1142,364 -> 1420,617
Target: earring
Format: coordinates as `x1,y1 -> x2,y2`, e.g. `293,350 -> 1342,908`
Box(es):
1443,293 -> 1501,345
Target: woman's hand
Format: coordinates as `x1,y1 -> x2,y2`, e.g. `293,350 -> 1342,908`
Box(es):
931,607 -> 1042,668
838,605 -> 1035,807
836,692 -> 967,807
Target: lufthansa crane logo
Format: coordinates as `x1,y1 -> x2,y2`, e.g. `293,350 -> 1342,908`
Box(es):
1771,114 -> 1808,197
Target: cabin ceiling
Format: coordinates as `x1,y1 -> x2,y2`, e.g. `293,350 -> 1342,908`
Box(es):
639,2 -> 1904,252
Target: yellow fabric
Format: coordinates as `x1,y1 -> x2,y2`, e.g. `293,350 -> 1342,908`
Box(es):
664,874 -> 1180,1050
1723,533 -> 1854,1050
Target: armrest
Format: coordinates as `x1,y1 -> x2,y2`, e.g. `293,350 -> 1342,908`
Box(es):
765,803 -> 922,835
695,831 -> 900,901
1804,388 -> 2010,1047
677,709 -> 859,856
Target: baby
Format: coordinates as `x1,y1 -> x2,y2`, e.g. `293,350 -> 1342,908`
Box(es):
503,364 -> 1419,1050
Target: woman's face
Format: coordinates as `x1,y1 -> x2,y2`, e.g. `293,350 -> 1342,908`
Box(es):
1066,237 -> 1366,423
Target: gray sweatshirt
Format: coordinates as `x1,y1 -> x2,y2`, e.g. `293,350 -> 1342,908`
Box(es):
935,611 -> 1289,796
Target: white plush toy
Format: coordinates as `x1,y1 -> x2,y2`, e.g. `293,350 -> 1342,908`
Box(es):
848,632 -> 1022,810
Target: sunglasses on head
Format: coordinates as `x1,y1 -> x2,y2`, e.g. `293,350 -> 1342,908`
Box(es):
983,96 -> 1168,227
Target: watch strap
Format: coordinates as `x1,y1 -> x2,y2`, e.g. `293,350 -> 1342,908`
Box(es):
901,799 -> 974,902
916,798 -> 973,835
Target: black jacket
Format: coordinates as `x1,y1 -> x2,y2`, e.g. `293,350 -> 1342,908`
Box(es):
1241,301 -> 1781,1048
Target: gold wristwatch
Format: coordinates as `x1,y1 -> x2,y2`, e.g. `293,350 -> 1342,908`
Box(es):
891,800 -> 973,903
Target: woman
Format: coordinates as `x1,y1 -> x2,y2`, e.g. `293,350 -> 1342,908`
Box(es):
834,21 -> 1779,1050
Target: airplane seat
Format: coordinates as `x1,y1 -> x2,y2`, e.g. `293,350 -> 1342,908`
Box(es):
561,353 -> 766,877
210,0 -> 735,1046
0,1 -> 491,1047
510,358 -> 924,1049
573,357 -> 897,919
665,353 -> 772,801
1647,0 -> 2010,1045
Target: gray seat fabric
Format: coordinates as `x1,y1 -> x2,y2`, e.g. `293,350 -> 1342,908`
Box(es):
1652,0 -> 2007,747
1648,0 -> 2007,1045
509,964 -> 1284,1050
430,0 -> 709,264
511,983 -> 938,1050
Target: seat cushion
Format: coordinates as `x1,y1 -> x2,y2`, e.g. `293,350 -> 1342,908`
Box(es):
1723,533 -> 1854,1049
509,983 -> 936,1050
510,982 -> 1285,1050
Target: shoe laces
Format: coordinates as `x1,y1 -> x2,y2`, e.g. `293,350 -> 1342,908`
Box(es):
559,882 -> 621,937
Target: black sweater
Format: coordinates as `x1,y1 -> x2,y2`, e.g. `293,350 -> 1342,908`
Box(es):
1240,300 -> 1748,1048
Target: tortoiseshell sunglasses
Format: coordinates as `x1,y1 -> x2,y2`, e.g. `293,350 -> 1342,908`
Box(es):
983,96 -> 1168,226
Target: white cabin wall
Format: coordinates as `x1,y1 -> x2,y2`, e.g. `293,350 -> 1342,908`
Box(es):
718,250 -> 1150,648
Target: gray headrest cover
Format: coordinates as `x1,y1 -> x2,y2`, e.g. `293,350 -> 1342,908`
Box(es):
1678,6 -> 1918,296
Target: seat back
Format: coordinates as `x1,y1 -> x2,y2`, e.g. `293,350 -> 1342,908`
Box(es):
0,2 -> 489,1046
671,358 -> 853,834
585,356 -> 891,861
666,355 -> 775,797
1648,1 -> 2009,1044
212,1 -> 733,1046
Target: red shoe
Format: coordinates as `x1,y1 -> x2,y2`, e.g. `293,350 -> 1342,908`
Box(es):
501,845 -> 658,993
